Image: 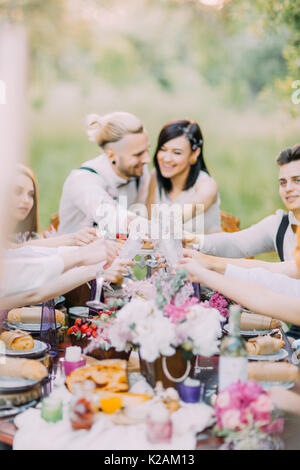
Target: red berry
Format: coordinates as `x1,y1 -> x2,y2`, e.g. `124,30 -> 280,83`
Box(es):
72,326 -> 79,333
92,331 -> 98,338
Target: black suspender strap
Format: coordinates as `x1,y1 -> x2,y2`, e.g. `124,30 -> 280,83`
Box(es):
79,166 -> 98,175
80,165 -> 140,191
275,214 -> 289,261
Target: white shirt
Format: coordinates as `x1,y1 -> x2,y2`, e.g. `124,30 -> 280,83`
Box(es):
155,170 -> 221,235
58,153 -> 150,234
0,255 -> 64,297
225,264 -> 300,299
197,209 -> 299,260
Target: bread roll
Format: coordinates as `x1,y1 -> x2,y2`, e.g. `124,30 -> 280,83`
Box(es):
248,362 -> 298,382
0,330 -> 34,350
240,312 -> 281,331
7,307 -> 64,324
0,357 -> 48,380
246,335 -> 285,356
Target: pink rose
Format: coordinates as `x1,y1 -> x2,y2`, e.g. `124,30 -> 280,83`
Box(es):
221,409 -> 241,430
253,394 -> 273,413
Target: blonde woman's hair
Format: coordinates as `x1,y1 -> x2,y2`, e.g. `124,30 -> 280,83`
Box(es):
86,111 -> 144,147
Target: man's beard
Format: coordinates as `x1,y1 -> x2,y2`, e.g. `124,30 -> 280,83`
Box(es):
118,163 -> 141,179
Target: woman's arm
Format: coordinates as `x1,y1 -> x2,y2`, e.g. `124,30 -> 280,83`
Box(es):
24,227 -> 98,248
183,248 -> 299,278
182,175 -> 218,223
179,258 -> 300,326
0,257 -> 131,310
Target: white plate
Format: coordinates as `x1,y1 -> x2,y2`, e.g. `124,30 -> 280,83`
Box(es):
7,322 -> 62,333
0,376 -> 41,392
4,340 -> 48,358
223,324 -> 274,337
259,381 -> 295,391
248,348 -> 288,362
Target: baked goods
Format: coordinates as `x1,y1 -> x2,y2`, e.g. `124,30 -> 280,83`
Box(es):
0,357 -> 48,381
0,330 -> 34,350
66,359 -> 128,393
246,334 -> 285,356
7,307 -> 64,324
248,362 -> 298,382
240,312 -> 281,331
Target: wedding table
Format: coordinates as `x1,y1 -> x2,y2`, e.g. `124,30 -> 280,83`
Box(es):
1,349 -> 300,450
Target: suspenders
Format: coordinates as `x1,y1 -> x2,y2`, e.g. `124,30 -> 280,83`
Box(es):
275,214 -> 289,261
79,166 -> 140,190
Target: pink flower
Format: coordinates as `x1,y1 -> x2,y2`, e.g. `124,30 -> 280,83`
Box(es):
252,394 -> 273,414
221,410 -> 241,430
216,391 -> 230,409
262,418 -> 284,435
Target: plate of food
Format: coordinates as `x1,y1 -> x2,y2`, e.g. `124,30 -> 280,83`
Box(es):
224,311 -> 283,337
6,307 -> 64,333
0,330 -> 48,358
248,361 -> 298,391
246,333 -> 287,361
0,357 -> 48,392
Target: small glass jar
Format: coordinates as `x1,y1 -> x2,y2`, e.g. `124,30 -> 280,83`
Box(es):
146,404 -> 172,444
41,395 -> 63,423
69,381 -> 96,431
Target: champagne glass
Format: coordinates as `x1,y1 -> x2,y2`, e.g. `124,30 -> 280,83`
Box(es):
86,262 -> 107,310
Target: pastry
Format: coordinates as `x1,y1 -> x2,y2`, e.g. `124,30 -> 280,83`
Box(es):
248,362 -> 298,382
0,330 -> 34,350
246,334 -> 285,355
240,312 -> 281,331
0,357 -> 48,380
66,359 -> 128,393
7,307 -> 64,324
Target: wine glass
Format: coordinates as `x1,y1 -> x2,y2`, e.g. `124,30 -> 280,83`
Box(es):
86,262 -> 107,310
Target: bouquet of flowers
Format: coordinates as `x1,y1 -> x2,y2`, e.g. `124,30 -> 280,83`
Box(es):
107,269 -> 222,362
214,381 -> 284,450
86,269 -> 222,362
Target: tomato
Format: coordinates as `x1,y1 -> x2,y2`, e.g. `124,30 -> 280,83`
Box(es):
91,323 -> 97,330
92,331 -> 98,338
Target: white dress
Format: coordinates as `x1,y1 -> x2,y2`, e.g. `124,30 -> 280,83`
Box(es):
154,170 -> 221,234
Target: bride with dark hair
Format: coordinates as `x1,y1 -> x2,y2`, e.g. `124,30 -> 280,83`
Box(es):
147,119 -> 221,234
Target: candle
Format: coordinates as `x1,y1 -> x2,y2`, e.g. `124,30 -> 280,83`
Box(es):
177,377 -> 204,403
65,346 -> 81,362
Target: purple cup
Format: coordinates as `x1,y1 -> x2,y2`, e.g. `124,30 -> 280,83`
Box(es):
61,357 -> 86,377
177,380 -> 202,403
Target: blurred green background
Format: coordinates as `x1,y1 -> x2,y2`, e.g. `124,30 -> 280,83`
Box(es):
2,0 -> 299,234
